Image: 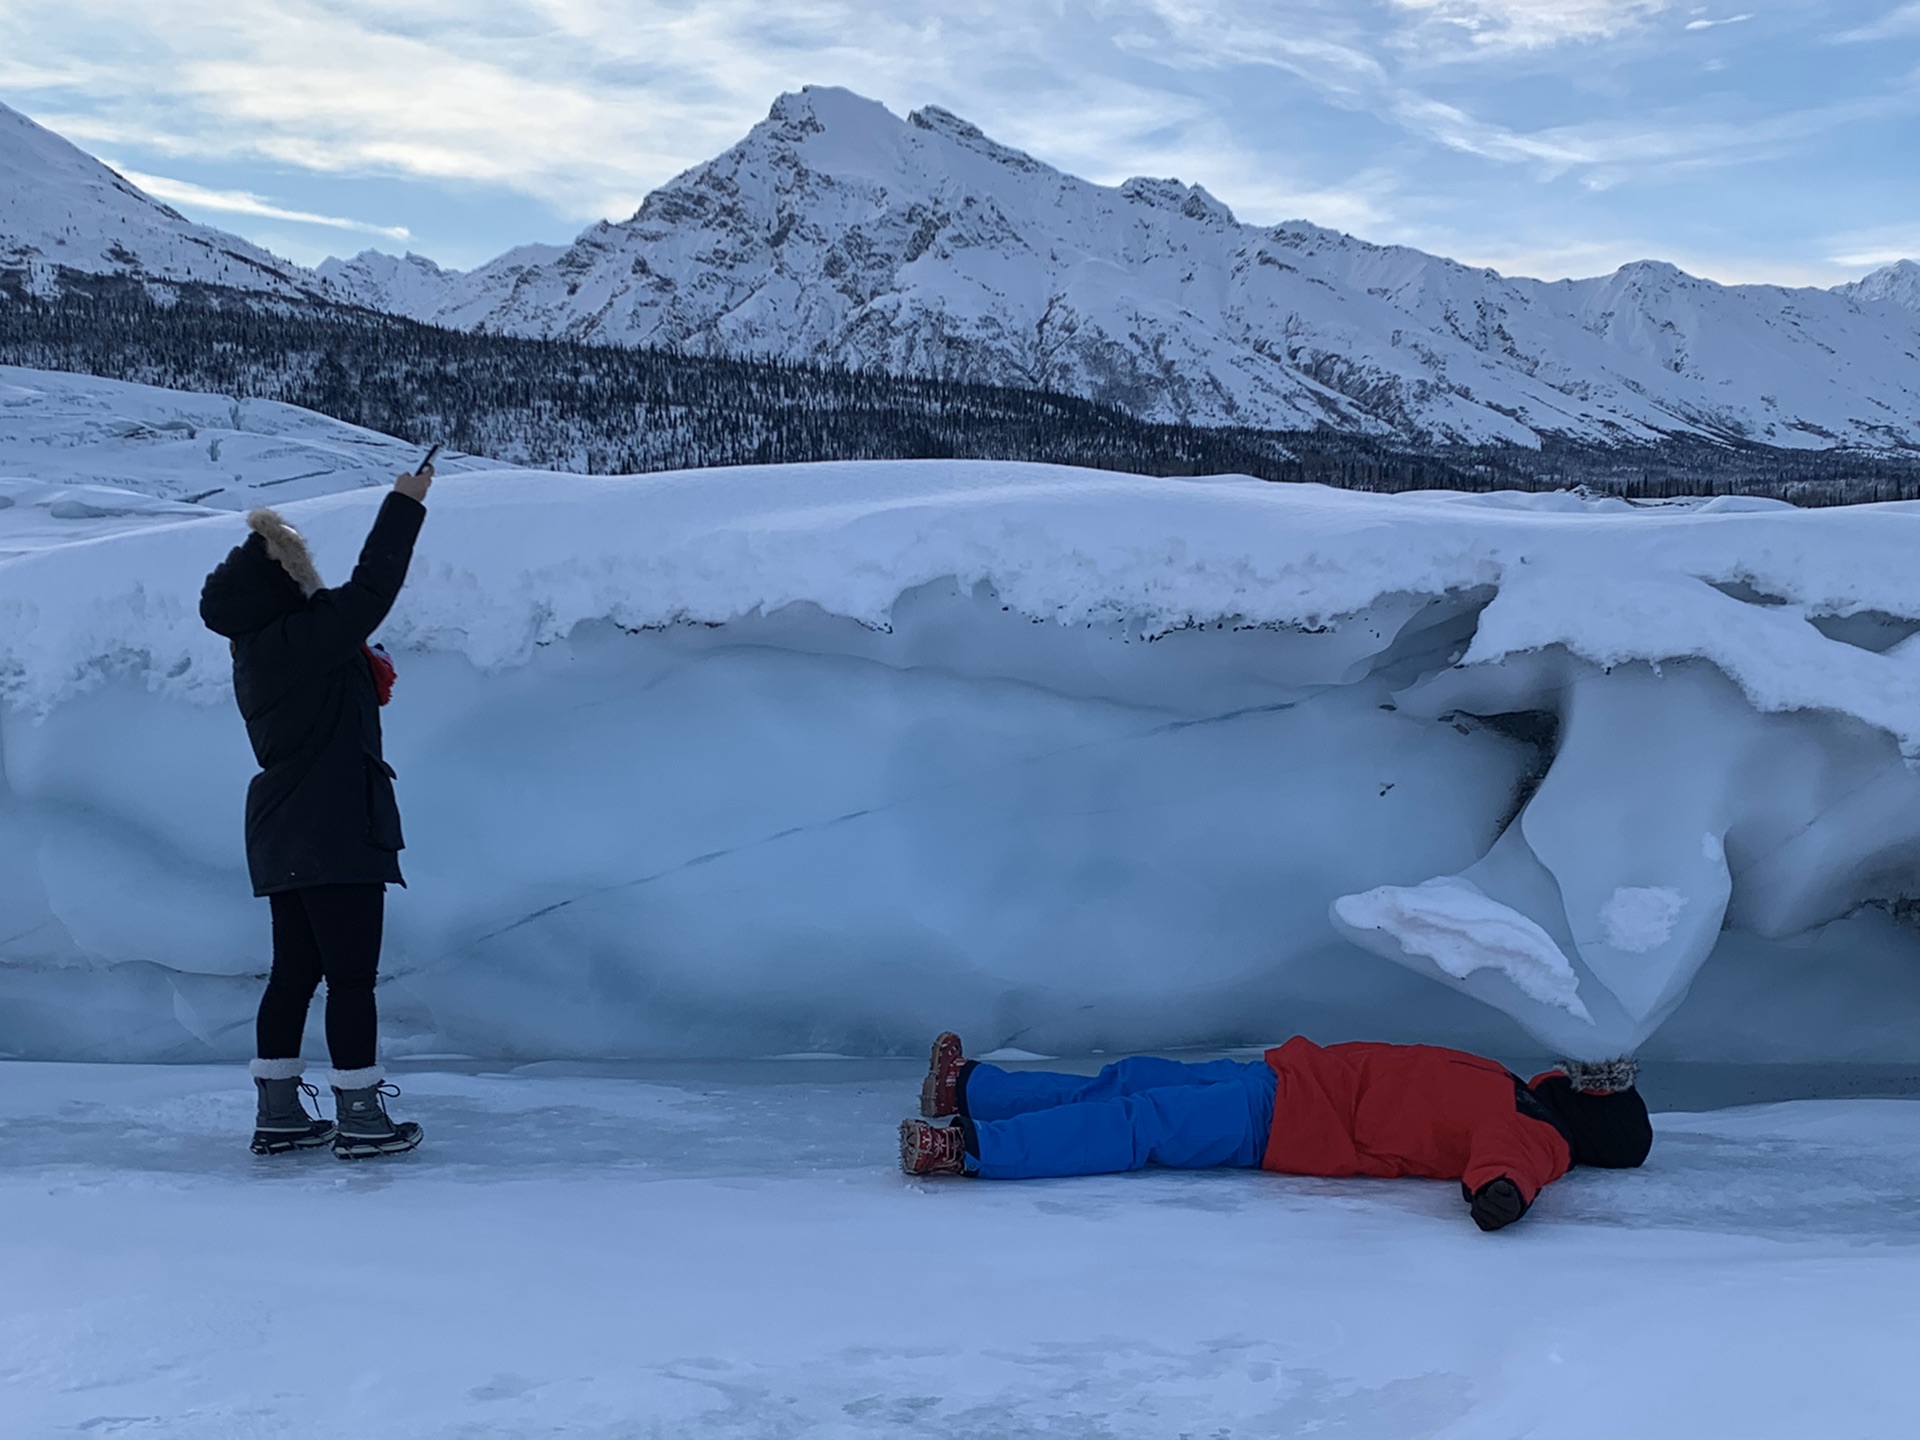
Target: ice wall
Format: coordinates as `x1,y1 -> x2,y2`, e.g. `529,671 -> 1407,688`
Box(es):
5,459 -> 1920,1062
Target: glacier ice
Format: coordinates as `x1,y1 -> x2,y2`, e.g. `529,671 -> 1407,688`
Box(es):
4,436 -> 1920,1063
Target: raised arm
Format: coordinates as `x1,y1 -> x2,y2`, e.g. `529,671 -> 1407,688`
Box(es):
275,470 -> 429,664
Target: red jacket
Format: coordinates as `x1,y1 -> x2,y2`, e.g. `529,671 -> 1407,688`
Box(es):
1262,1038 -> 1571,1203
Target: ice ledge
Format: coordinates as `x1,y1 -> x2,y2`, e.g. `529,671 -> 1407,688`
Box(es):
6,460 -> 1920,1064
4,461 -> 1919,739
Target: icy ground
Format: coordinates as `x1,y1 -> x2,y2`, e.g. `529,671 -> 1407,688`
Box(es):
4,1057 -> 1919,1439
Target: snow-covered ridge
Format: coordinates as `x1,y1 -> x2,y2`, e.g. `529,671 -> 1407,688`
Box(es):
323,86 -> 1920,451
0,102 -> 329,301
1838,259 -> 1920,312
6,412 -> 1920,1064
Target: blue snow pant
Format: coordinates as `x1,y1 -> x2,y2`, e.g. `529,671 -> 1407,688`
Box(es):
960,1057 -> 1276,1180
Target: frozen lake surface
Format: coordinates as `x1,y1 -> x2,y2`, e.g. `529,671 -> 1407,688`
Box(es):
5,1057 -> 1919,1438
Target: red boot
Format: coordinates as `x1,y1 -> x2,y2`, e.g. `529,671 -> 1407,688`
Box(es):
919,1031 -> 967,1118
899,1118 -> 970,1176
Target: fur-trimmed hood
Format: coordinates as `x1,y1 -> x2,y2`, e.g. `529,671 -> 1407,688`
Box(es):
199,509 -> 324,638
247,508 -> 323,596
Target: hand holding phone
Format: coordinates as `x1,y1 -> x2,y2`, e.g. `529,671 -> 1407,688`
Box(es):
395,443 -> 439,503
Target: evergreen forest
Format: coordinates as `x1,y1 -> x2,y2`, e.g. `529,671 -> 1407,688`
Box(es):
3,284 -> 1916,505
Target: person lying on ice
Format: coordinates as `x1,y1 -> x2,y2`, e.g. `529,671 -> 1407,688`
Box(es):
899,1034 -> 1651,1230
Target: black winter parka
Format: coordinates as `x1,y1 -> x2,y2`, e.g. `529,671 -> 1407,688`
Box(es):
199,494 -> 426,895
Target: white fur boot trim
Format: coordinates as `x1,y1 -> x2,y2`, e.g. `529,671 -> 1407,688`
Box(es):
250,1057 -> 306,1081
329,1065 -> 386,1090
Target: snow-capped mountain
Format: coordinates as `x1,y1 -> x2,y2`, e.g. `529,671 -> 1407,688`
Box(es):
323,87 -> 1920,450
317,243 -> 564,316
0,101 -> 327,302
6,88 -> 1917,451
1838,259 -> 1920,313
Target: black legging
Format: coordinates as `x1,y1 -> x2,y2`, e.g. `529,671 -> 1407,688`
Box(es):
257,884 -> 385,1070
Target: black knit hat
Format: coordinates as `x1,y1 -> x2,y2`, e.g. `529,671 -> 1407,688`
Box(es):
1531,1072 -> 1653,1169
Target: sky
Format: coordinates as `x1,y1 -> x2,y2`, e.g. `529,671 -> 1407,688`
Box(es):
0,0 -> 1915,285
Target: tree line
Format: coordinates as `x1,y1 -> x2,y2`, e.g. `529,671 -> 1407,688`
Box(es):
2,282 -> 1916,506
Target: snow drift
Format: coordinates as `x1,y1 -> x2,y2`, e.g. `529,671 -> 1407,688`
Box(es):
5,441 -> 1920,1063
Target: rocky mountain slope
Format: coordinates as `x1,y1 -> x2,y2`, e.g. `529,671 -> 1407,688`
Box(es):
320,87 -> 1920,451
0,102 -> 329,303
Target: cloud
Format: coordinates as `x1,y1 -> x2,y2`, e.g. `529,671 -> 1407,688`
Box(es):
1832,2 -> 1920,42
0,0 -> 1912,288
1827,223 -> 1920,269
1386,0 -> 1671,50
111,166 -> 410,239
1683,13 -> 1752,30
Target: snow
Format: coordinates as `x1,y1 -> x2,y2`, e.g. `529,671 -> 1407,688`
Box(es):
5,1056 -> 1920,1438
1601,886 -> 1689,954
1838,258 -> 1920,312
320,86 -> 1920,451
1332,877 -> 1590,1016
4,371 -> 1920,1063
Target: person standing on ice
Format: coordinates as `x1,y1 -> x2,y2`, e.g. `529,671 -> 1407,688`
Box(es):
198,464 -> 433,1159
900,1034 -> 1650,1229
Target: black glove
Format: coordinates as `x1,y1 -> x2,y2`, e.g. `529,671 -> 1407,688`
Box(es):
1465,1177 -> 1530,1232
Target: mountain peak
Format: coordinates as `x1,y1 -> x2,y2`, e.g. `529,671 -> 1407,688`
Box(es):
1118,176 -> 1236,227
763,86 -> 902,141
1840,258 -> 1920,312
21,88 -> 1911,455
1,97 -> 323,301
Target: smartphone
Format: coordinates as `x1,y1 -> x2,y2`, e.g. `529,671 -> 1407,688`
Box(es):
418,442 -> 443,473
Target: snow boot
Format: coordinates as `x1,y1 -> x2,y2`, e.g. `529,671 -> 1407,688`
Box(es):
920,1031 -> 968,1118
899,1118 -> 971,1176
329,1067 -> 423,1159
249,1058 -> 336,1155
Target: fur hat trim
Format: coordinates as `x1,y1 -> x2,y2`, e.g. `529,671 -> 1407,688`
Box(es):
1556,1056 -> 1640,1094
247,508 -> 323,596
329,1065 -> 386,1090
250,1057 -> 307,1080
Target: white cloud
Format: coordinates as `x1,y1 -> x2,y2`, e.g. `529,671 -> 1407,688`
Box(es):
1683,14 -> 1752,30
1387,0 -> 1670,50
0,0 -> 1911,287
1828,223 -> 1920,269
1833,2 -> 1920,42
111,166 -> 410,239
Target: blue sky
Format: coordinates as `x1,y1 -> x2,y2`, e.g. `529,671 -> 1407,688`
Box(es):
2,0 -> 1915,284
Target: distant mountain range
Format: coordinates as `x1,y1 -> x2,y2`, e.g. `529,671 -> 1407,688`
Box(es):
4,89 -> 1917,453
0,101 -> 331,303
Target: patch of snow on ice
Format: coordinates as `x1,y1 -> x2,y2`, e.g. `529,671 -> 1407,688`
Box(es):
1331,877 -> 1591,1018
1600,887 -> 1689,953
